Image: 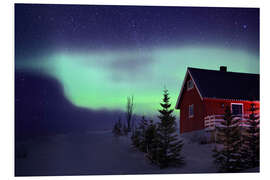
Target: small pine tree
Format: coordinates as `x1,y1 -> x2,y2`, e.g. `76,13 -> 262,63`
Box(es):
138,116 -> 149,152
213,106 -> 243,172
144,119 -> 157,153
131,116 -> 156,151
112,117 -> 123,136
147,126 -> 160,164
241,103 -> 260,168
131,125 -> 141,148
131,116 -> 159,163
154,88 -> 184,168
123,123 -> 129,136
112,122 -> 119,136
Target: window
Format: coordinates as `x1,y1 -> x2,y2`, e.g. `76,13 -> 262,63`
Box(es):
187,79 -> 194,90
231,104 -> 243,116
189,104 -> 194,118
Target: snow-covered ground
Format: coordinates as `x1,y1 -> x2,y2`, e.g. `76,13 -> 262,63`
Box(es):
15,130 -> 235,176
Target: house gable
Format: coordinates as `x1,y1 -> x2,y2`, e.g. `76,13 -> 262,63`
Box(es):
176,71 -> 206,133
178,77 -> 205,133
175,69 -> 203,109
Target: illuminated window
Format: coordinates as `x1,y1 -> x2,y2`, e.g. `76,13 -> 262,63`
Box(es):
189,104 -> 194,118
187,79 -> 194,90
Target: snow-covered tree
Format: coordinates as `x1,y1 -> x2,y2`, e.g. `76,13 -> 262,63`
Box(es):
241,103 -> 260,168
138,116 -> 149,152
144,119 -> 157,153
146,126 -> 160,164
213,106 -> 243,172
154,88 -> 184,168
131,116 -> 157,153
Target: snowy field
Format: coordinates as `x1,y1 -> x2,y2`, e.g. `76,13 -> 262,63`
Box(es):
15,130 -> 227,176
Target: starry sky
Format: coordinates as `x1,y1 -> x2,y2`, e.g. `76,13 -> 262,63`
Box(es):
15,4 -> 259,116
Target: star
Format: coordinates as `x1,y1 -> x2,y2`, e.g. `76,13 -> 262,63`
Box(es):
243,24 -> 248,29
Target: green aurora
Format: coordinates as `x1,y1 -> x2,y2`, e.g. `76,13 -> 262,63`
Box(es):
16,45 -> 259,116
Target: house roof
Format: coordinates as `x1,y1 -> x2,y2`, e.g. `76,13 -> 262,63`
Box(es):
176,67 -> 259,109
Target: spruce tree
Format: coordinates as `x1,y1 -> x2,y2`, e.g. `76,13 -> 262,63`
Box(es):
112,117 -> 123,136
241,103 -> 260,168
213,106 -> 242,172
144,119 -> 157,153
131,125 -> 141,148
147,126 -> 160,164
155,88 -> 184,168
131,116 -> 150,150
133,116 -> 158,153
138,116 -> 149,152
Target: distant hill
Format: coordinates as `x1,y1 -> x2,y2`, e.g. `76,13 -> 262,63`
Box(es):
15,71 -> 127,141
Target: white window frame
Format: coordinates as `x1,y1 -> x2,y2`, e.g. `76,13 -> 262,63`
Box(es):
189,104 -> 194,118
231,103 -> 244,116
187,79 -> 194,91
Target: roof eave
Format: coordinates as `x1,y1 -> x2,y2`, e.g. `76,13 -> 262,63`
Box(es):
204,97 -> 260,102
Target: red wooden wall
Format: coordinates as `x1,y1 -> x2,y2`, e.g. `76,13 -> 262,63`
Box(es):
179,75 -> 206,133
203,98 -> 260,116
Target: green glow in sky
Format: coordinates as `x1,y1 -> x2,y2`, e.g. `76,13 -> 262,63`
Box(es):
16,46 -> 259,116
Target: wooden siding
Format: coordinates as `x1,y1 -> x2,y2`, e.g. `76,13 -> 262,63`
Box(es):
203,98 -> 260,116
179,75 -> 206,133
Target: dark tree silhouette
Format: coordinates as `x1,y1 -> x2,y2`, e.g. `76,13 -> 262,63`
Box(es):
213,106 -> 242,172
241,103 -> 260,168
112,116 -> 123,136
153,88 -> 184,168
131,125 -> 141,148
131,116 -> 157,153
146,120 -> 160,164
137,116 -> 149,152
144,119 -> 157,154
126,96 -> 134,132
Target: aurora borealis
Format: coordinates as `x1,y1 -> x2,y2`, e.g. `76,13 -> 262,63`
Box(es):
15,4 -> 259,116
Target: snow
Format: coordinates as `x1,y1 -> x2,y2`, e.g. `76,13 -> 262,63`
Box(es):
15,130 -> 237,176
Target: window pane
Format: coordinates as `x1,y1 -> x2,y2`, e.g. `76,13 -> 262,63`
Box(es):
189,104 -> 194,117
187,80 -> 193,89
232,104 -> 242,115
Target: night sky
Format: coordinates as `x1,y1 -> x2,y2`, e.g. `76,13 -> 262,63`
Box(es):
15,4 -> 259,116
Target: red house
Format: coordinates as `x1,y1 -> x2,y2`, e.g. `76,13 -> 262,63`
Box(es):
175,66 -> 260,134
